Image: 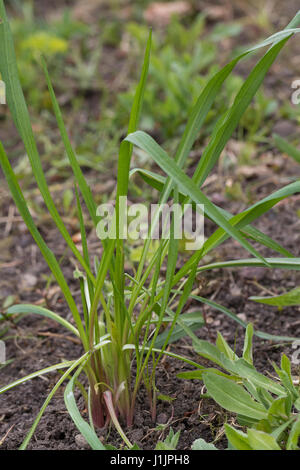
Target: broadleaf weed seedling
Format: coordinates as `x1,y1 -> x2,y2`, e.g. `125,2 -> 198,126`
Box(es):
1,1 -> 300,449
178,324 -> 300,450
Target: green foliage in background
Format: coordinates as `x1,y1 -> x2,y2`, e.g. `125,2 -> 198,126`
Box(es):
117,16 -> 278,144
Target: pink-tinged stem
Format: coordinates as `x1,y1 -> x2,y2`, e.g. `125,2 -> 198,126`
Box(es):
103,390 -> 132,448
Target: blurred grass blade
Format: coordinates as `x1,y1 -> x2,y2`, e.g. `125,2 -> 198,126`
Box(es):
190,295 -> 299,342
193,37 -> 291,188
273,133 -> 300,164
41,58 -> 98,225
114,30 -> 152,323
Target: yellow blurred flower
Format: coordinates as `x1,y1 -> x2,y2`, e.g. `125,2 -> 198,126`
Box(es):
21,32 -> 68,56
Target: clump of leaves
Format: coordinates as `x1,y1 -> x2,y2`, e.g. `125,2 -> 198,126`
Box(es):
179,324 -> 300,450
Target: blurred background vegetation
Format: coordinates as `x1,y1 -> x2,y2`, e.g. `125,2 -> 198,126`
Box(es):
0,0 -> 299,199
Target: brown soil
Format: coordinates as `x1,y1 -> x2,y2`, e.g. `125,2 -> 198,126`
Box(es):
1,178 -> 300,450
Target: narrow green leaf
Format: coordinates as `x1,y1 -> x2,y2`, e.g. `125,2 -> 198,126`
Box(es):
192,37 -> 291,188
196,258 -> 300,273
274,133 -> 300,164
5,304 -> 79,337
0,361 -> 74,395
216,332 -> 238,361
243,324 -> 254,365
250,287 -> 300,307
114,29 -> 152,325
42,58 -> 97,226
126,131 -> 268,265
286,418 -> 300,450
153,312 -> 204,349
177,368 -> 235,381
0,143 -> 88,348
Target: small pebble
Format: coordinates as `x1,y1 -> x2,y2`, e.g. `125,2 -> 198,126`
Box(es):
75,434 -> 90,449
156,412 -> 168,425
21,273 -> 38,288
237,313 -> 247,322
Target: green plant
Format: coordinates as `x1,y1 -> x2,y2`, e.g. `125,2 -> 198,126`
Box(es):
155,427 -> 181,450
273,133 -> 300,164
9,1 -> 88,109
1,0 -> 300,450
117,16 -> 277,144
179,324 -> 300,450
